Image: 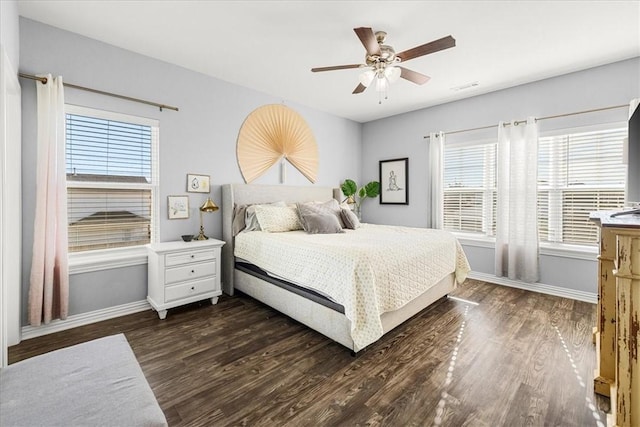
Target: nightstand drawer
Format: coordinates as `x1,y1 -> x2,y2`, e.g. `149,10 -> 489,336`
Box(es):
166,249 -> 215,267
165,277 -> 215,302
147,238 -> 224,319
165,260 -> 216,284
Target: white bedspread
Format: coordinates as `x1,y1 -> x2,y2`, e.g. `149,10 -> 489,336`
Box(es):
234,223 -> 470,349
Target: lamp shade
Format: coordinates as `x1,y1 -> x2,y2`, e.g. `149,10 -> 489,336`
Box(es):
200,197 -> 219,212
375,74 -> 388,92
359,70 -> 375,87
385,66 -> 401,83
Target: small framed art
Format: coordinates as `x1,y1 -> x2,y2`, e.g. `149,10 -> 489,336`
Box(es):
379,157 -> 409,205
168,195 -> 189,219
187,174 -> 210,193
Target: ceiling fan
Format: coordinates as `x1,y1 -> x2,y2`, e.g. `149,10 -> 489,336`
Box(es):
311,27 -> 456,98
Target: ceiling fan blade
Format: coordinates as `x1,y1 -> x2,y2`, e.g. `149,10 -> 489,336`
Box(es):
396,35 -> 456,62
399,67 -> 431,85
354,27 -> 381,56
352,83 -> 367,94
311,64 -> 362,72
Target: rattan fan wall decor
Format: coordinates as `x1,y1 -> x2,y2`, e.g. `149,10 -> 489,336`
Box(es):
237,104 -> 318,183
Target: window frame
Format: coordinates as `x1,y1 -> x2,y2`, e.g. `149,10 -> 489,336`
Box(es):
65,104 -> 160,273
442,121 -> 626,259
442,137 -> 497,237
537,121 -> 627,247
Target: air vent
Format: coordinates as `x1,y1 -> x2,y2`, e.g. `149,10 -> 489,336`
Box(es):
450,81 -> 479,92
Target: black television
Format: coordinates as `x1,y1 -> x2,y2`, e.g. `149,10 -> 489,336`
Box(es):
628,104 -> 640,205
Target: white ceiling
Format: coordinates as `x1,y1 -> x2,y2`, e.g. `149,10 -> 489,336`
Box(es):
17,1 -> 640,123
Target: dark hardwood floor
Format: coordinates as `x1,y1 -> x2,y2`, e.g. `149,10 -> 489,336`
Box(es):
9,279 -> 610,426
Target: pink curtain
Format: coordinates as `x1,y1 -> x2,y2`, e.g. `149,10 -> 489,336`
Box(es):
28,75 -> 69,326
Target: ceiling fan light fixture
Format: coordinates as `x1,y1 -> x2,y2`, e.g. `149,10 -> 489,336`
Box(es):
313,28 -> 455,103
375,73 -> 388,93
359,69 -> 375,87
385,66 -> 401,83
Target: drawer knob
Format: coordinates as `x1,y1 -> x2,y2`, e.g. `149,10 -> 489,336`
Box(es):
191,270 -> 195,274
191,254 -> 195,258
191,286 -> 195,291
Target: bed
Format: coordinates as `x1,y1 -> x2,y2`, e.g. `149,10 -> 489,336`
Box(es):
221,183 -> 470,353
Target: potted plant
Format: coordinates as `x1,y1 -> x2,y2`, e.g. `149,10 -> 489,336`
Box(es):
340,179 -> 380,219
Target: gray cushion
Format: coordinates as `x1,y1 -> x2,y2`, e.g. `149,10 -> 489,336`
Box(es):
302,213 -> 344,234
341,207 -> 361,229
0,334 -> 167,427
297,199 -> 345,230
233,204 -> 248,236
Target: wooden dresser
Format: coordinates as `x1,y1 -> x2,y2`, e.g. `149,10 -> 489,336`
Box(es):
590,211 -> 640,427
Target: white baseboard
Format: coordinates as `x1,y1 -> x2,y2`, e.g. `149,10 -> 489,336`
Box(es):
467,271 -> 597,304
20,300 -> 152,341
17,273 -> 596,341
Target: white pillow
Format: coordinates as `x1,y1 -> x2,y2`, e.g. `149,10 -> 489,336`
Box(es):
244,201 -> 286,232
254,205 -> 303,232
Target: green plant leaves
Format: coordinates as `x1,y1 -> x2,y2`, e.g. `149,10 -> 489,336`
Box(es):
363,181 -> 380,198
342,179 -> 379,202
341,179 -> 358,197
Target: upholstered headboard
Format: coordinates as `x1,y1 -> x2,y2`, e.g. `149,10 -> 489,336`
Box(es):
221,184 -> 341,295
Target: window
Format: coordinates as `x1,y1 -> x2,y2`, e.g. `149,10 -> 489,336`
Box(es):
441,124 -> 627,247
66,106 -> 159,253
443,141 -> 496,236
538,126 -> 626,245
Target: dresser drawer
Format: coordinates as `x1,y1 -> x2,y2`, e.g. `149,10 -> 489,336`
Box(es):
165,249 -> 215,267
165,277 -> 216,302
165,260 -> 216,284
147,238 -> 225,319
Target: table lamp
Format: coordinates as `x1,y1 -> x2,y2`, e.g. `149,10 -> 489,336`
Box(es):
195,197 -> 219,240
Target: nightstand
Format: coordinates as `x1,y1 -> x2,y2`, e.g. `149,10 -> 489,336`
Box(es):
147,239 -> 225,319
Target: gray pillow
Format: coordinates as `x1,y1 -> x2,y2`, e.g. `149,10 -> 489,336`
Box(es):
232,204 -> 248,236
340,207 -> 361,229
302,213 -> 344,234
297,199 -> 345,229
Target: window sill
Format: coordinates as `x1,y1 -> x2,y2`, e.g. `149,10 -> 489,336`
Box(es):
69,246 -> 148,275
452,233 -> 495,249
452,232 -> 598,261
539,243 -> 598,261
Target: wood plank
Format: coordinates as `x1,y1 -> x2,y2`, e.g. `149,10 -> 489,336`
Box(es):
8,280 -> 609,426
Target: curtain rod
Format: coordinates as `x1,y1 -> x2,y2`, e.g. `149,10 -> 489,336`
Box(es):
423,103 -> 628,139
18,72 -> 179,112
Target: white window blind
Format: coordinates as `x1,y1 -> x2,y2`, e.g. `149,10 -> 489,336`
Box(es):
66,106 -> 159,252
443,142 -> 496,235
441,124 -> 626,247
538,126 -> 626,245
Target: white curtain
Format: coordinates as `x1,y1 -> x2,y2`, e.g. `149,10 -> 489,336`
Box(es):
495,118 -> 539,283
28,75 -> 69,326
429,131 -> 444,229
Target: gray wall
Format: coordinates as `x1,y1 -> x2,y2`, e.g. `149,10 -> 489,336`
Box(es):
17,16 -> 640,323
19,18 -> 362,324
361,58 -> 640,294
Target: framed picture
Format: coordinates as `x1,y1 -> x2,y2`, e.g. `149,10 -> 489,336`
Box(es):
168,195 -> 189,219
186,174 -> 210,193
379,158 -> 409,205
